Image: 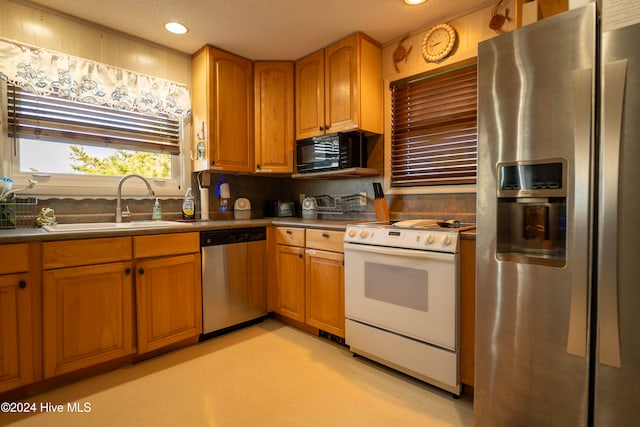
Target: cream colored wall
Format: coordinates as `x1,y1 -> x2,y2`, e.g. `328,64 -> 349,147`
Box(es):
0,0 -> 191,85
381,1 -> 514,195
381,1 -> 514,79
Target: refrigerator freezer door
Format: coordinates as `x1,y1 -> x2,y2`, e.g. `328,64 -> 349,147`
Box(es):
595,20 -> 640,427
475,5 -> 596,426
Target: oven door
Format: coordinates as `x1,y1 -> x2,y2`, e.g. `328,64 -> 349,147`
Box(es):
344,242 -> 458,350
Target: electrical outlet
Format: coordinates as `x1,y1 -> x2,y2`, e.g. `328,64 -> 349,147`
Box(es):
359,192 -> 367,206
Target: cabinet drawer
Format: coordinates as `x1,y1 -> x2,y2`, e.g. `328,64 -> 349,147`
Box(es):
306,229 -> 344,253
275,227 -> 305,247
134,232 -> 199,259
42,237 -> 132,270
0,243 -> 29,274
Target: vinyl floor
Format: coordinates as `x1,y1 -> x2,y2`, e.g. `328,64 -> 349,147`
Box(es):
1,319 -> 473,426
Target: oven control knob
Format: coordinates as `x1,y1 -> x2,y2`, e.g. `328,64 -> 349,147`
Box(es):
348,229 -> 357,238
442,236 -> 452,246
426,234 -> 435,244
359,230 -> 369,238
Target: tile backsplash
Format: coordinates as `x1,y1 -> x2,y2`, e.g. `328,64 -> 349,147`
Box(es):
34,174 -> 476,225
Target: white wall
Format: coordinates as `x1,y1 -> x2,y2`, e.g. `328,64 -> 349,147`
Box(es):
0,0 -> 191,86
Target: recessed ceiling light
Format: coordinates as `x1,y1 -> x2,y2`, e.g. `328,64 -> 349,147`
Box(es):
165,22 -> 188,35
404,0 -> 427,5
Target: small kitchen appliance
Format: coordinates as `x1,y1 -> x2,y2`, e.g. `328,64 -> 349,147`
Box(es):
296,131 -> 367,173
233,198 -> 251,219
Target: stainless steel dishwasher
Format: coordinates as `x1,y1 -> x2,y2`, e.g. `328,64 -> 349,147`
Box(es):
200,227 -> 267,337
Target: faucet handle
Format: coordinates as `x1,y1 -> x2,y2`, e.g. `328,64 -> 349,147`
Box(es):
122,205 -> 132,219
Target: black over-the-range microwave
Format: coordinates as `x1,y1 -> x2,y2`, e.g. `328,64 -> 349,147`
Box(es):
295,132 -> 367,173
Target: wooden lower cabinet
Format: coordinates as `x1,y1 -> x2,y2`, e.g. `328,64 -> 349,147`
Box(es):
42,261 -> 134,378
0,242 -> 40,394
0,272 -> 36,392
135,253 -> 202,354
305,249 -> 344,337
274,244 -> 306,322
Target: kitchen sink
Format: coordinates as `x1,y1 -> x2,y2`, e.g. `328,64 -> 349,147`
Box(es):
43,220 -> 192,232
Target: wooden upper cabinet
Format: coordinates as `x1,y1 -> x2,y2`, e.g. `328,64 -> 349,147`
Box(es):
192,46 -> 254,172
254,61 -> 295,174
296,50 -> 325,139
295,32 -> 383,140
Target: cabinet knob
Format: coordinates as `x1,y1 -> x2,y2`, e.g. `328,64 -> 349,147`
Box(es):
286,230 -> 292,235
138,268 -> 145,275
298,252 -> 303,259
256,164 -> 261,169
18,280 -> 27,289
125,268 -> 131,275
319,126 -> 324,131
210,160 -> 215,166
322,232 -> 330,238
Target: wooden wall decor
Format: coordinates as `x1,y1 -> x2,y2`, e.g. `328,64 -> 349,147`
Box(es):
489,0 -> 513,33
392,35 -> 413,73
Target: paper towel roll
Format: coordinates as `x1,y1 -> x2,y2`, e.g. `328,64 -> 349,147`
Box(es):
200,188 -> 210,220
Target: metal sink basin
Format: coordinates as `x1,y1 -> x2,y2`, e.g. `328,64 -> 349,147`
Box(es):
43,220 -> 192,232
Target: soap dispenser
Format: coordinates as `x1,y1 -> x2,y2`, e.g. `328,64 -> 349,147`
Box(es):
182,187 -> 195,220
152,198 -> 162,220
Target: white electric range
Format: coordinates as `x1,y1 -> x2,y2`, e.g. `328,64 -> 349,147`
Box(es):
343,219 -> 474,395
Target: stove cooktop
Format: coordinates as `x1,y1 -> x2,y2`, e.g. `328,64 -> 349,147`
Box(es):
344,219 -> 475,253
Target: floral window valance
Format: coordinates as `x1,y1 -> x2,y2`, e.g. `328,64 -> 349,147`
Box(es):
0,37 -> 190,119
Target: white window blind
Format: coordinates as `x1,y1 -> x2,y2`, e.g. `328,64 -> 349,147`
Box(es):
390,60 -> 477,187
6,84 -> 181,155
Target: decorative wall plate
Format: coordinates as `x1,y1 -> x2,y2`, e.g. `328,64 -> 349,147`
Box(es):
422,23 -> 457,63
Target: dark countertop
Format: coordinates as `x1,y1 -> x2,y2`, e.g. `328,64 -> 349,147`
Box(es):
0,217 -> 475,243
0,218 -> 360,244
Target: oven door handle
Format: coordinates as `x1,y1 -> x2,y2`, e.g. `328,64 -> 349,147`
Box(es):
343,242 -> 456,262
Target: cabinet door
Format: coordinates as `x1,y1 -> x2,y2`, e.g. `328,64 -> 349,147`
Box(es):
42,262 -> 134,378
295,50 -> 325,139
254,61 -> 294,173
324,34 -> 359,133
209,48 -> 254,172
305,249 -> 345,337
0,273 -> 35,392
136,254 -> 202,354
275,244 -> 305,322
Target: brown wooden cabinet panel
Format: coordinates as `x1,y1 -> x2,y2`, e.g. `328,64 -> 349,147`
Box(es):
0,243 -> 29,274
305,249 -> 344,337
275,227 -> 305,247
42,237 -> 131,269
254,61 -> 295,173
275,244 -> 306,322
192,45 -> 254,172
135,253 -> 202,354
133,232 -> 199,259
305,229 -> 344,253
295,32 -> 382,140
42,261 -> 134,378
295,50 -> 325,139
0,272 -> 35,392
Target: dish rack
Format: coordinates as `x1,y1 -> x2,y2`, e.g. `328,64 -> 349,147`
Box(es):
314,193 -> 367,215
0,196 -> 38,229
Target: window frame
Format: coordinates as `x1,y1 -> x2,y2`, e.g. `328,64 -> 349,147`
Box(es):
383,58 -> 478,195
0,79 -> 192,199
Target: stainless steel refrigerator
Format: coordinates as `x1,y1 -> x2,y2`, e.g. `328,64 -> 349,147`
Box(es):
476,3 -> 640,426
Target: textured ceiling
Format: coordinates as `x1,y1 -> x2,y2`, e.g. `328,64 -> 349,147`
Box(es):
27,0 -> 494,60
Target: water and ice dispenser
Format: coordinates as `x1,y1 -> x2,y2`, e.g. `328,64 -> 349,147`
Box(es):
496,160 -> 567,267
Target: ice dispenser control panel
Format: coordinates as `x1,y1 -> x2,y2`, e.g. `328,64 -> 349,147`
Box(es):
496,160 -> 567,267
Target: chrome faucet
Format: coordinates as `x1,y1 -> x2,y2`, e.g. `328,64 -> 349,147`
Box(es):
116,174 -> 155,222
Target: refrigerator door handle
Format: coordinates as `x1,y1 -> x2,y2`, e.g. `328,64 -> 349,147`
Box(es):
598,59 -> 627,368
566,67 -> 593,358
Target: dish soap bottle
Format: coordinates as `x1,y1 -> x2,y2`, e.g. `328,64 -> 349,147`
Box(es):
182,187 -> 195,220
152,198 -> 162,220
